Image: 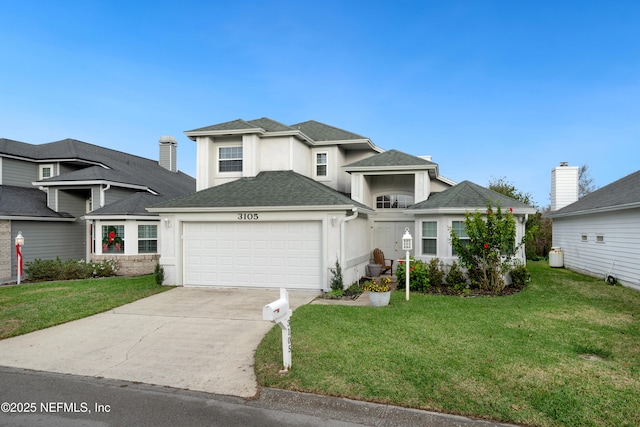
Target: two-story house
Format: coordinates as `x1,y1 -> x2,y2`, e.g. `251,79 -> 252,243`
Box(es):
0,137 -> 195,281
149,117 -> 535,290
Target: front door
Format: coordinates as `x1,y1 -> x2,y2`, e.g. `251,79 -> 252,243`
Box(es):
373,221 -> 415,266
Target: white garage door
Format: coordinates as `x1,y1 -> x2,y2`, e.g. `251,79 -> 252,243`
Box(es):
184,221 -> 322,289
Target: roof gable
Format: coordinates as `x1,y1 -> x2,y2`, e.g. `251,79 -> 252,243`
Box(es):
409,180 -> 535,211
549,169 -> 640,216
150,170 -> 370,210
344,149 -> 436,169
289,120 -> 367,141
0,185 -> 74,218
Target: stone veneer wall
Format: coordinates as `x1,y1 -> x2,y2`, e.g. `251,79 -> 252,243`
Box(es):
0,221 -> 11,280
90,254 -> 160,276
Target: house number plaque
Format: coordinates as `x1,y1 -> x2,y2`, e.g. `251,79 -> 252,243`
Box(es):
237,213 -> 259,220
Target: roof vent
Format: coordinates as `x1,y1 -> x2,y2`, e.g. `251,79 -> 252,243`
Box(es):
159,136 -> 178,172
560,162 -> 569,167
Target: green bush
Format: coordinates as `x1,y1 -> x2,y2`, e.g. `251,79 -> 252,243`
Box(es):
25,258 -> 119,282
395,257 -> 430,292
426,258 -> 445,286
154,263 -> 165,285
445,261 -> 467,291
509,262 -> 530,289
329,258 -> 344,291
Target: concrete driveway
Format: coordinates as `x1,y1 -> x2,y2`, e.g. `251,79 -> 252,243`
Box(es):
0,287 -> 318,398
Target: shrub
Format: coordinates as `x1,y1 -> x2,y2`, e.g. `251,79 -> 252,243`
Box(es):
509,262 -> 530,289
344,281 -> 363,297
25,258 -> 119,282
154,263 -> 165,285
395,257 -> 430,292
426,258 -> 445,287
329,258 -> 344,292
450,202 -> 531,293
445,261 -> 467,291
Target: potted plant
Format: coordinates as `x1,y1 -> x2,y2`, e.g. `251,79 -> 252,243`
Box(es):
363,277 -> 391,307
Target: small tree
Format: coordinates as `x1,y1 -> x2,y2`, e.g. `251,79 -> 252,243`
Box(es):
450,202 -> 527,293
329,258 -> 344,292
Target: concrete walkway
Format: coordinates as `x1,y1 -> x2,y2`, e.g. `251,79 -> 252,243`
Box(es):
0,287 -> 318,398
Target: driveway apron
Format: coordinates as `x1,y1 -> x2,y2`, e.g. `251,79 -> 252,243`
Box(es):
0,287 -> 318,398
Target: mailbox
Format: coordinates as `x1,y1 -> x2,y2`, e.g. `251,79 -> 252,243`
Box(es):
262,288 -> 293,371
263,297 -> 290,322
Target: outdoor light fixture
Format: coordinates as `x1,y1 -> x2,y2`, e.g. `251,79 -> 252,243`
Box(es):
164,217 -> 171,228
330,216 -> 337,227
402,227 -> 413,301
15,231 -> 24,285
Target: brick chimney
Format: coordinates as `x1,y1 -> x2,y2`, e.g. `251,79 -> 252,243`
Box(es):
550,162 -> 579,211
159,136 -> 177,172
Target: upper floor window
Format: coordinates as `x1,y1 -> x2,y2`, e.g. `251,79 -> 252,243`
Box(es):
315,152 -> 328,177
376,194 -> 414,209
39,164 -> 54,180
219,146 -> 243,172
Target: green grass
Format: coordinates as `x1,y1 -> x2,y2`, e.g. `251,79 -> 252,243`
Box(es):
0,275 -> 170,339
256,262 -> 640,427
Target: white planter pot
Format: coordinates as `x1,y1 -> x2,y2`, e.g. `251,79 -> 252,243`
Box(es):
368,291 -> 391,307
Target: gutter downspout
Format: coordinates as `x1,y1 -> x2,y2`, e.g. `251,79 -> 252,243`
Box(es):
100,184 -> 111,208
340,208 -> 359,284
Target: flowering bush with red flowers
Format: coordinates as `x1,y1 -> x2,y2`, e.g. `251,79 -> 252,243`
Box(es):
450,202 -> 530,293
395,257 -> 430,292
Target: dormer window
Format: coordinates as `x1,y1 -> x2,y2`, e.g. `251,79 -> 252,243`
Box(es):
315,152 -> 328,177
376,194 -> 414,209
39,164 -> 54,180
219,146 -> 243,172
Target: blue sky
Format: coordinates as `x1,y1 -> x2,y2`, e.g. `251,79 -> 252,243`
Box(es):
2,0 -> 639,208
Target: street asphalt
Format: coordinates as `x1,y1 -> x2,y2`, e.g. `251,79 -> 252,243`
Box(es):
0,287 -> 521,426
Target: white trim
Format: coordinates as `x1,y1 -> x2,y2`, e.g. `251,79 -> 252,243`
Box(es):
314,150 -> 329,179
547,202 -> 640,218
83,214 -> 160,221
32,179 -> 157,195
0,216 -> 76,221
148,204 -> 375,214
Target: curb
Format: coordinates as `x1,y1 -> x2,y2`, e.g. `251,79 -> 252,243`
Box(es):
255,388 -> 522,427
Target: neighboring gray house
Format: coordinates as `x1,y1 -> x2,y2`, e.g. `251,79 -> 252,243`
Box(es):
149,117 -> 535,290
0,137 -> 195,280
548,168 -> 640,290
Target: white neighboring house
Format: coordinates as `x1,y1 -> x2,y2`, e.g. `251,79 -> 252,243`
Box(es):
547,165 -> 640,291
148,117 -> 535,290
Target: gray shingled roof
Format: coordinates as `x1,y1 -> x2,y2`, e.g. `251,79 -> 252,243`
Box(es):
186,117 -> 294,133
186,118 -> 368,142
1,138 -> 195,217
548,169 -> 640,217
409,180 -> 535,211
0,185 -> 73,219
289,120 -> 367,141
344,149 -> 436,168
89,192 -> 162,216
150,170 -> 370,210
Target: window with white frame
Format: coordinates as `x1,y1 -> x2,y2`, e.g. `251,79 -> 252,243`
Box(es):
451,221 -> 470,256
39,164 -> 53,180
376,194 -> 414,209
218,146 -> 243,172
581,234 -> 588,242
138,224 -> 158,253
315,152 -> 328,177
422,221 -> 437,255
102,225 -> 125,253
596,234 -> 605,243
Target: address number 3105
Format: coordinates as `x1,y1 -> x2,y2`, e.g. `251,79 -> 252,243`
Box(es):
238,213 -> 259,220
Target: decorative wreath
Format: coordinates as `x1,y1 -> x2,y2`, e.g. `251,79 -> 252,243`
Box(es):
102,225 -> 123,248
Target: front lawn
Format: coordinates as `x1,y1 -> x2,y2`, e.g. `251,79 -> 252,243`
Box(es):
256,262 -> 640,427
0,275 -> 169,339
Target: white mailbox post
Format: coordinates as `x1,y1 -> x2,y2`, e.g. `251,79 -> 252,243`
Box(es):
263,288 -> 292,372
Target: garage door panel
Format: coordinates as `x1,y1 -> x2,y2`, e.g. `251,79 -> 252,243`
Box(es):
184,221 -> 321,289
